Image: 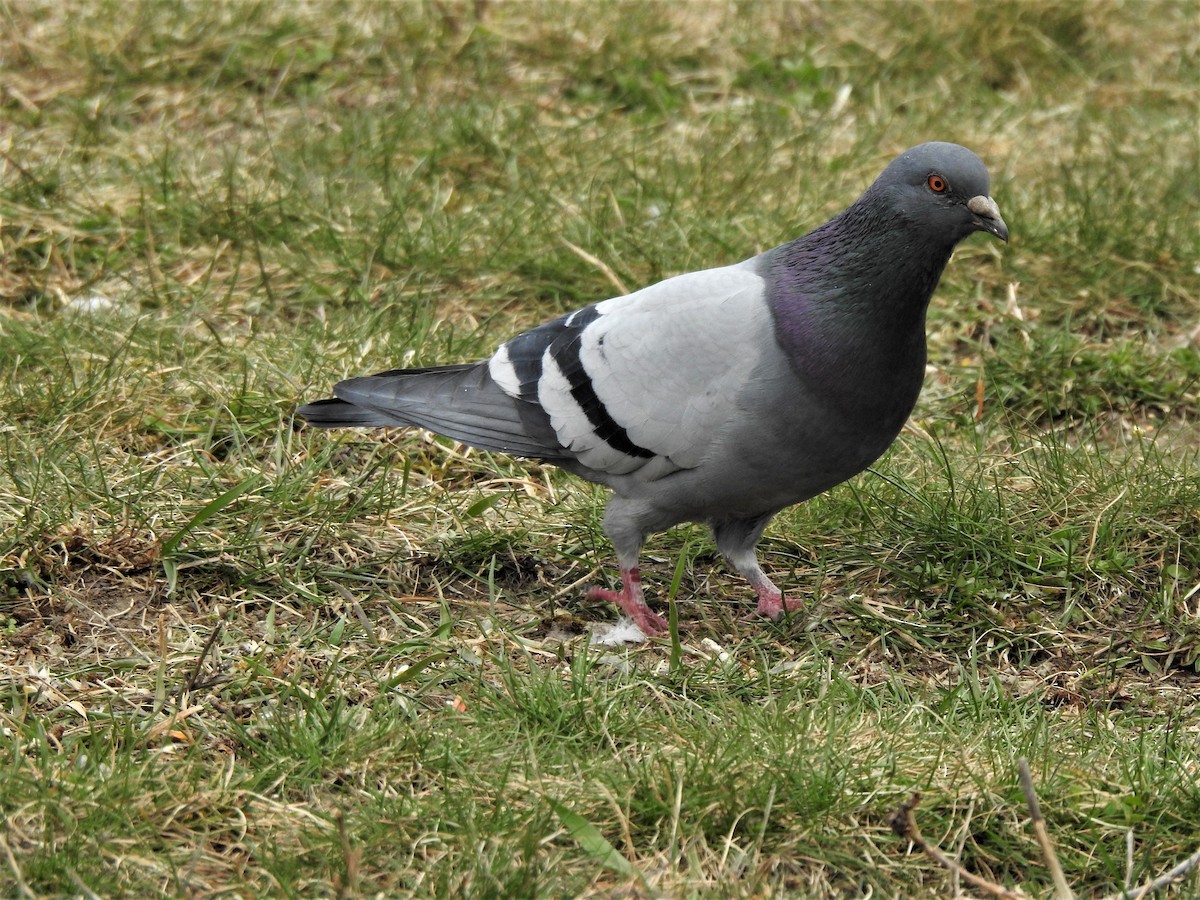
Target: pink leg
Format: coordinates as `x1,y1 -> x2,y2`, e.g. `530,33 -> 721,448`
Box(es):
713,515 -> 802,625
751,573 -> 804,621
586,567 -> 668,636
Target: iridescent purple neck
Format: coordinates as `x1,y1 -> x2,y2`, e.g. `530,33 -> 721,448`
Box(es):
763,200 -> 952,356
756,199 -> 954,419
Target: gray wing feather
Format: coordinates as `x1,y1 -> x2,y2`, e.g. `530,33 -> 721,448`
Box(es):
299,363 -> 569,460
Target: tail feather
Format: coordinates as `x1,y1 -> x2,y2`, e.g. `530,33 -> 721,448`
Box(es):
296,397 -> 395,428
298,362 -> 568,460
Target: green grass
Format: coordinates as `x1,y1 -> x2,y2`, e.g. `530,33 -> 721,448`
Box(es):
2,1 -> 1199,896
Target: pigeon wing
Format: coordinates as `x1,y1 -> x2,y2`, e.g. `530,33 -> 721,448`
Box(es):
489,258 -> 773,481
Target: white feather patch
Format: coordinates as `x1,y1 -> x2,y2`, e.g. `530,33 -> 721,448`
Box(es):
487,343 -> 521,398
590,618 -> 651,646
538,350 -> 644,474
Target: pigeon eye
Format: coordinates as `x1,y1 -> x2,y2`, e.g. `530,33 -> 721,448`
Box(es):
927,174 -> 947,193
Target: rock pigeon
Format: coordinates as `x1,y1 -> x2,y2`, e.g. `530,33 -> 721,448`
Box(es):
299,142 -> 1007,635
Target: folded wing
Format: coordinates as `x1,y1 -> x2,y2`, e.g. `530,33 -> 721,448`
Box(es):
489,258 -> 772,480
299,257 -> 773,484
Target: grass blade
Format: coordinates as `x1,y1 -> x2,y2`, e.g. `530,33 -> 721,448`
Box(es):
545,796 -> 642,881
160,474 -> 263,557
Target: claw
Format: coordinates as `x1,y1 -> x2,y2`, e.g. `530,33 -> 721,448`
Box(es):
587,567 -> 667,636
752,581 -> 803,621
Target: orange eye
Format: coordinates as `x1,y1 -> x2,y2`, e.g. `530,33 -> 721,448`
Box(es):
927,174 -> 947,193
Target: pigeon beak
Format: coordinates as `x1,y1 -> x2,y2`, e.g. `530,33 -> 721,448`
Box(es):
967,195 -> 1009,243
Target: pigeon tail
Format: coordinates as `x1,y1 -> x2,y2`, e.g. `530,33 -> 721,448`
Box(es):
297,397 -> 394,428
300,363 -> 568,460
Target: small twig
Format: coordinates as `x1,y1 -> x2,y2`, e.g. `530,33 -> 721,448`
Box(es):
0,832 -> 34,898
1018,757 -> 1074,900
558,237 -> 629,296
183,622 -> 224,694
334,810 -> 360,899
1102,845 -> 1200,900
890,793 -> 1027,900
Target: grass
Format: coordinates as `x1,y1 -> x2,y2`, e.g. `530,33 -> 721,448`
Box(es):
1,0 -> 1198,896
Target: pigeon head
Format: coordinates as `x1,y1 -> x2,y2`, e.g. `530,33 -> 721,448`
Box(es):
871,142 -> 1008,245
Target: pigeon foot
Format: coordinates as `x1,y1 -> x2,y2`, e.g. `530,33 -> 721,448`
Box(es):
587,567 -> 668,636
753,581 -> 803,621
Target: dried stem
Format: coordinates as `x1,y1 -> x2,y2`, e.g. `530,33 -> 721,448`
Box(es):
335,809 -> 360,899
1018,757 -> 1074,900
183,622 -> 224,694
890,793 -> 1027,900
0,833 -> 34,899
1104,845 -> 1200,900
557,236 -> 629,296
896,765 -> 1200,900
